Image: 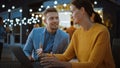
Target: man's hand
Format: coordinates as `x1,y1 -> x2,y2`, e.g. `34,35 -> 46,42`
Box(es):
36,48 -> 43,57
28,56 -> 34,62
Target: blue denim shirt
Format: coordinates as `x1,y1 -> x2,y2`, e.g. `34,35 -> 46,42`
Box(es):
0,25 -> 6,42
43,30 -> 55,53
23,27 -> 69,61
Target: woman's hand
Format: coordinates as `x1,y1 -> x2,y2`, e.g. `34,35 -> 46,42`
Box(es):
40,54 -> 72,68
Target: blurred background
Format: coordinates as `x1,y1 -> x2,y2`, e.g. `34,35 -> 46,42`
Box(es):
0,0 -> 120,68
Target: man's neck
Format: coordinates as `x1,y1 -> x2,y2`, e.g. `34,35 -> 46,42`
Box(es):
46,28 -> 56,35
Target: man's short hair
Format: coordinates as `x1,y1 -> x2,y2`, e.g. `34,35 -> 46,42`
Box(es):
43,8 -> 58,17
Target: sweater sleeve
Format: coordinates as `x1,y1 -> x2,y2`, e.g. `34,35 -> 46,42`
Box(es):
54,32 -> 77,61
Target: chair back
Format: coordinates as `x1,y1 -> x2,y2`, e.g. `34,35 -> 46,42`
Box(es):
112,39 -> 120,68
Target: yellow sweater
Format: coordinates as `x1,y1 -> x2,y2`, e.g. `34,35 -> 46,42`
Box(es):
55,23 -> 115,68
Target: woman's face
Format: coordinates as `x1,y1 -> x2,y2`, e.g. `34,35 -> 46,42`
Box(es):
70,5 -> 83,25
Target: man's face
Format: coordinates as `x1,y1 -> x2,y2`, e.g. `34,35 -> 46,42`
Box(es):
45,12 -> 59,31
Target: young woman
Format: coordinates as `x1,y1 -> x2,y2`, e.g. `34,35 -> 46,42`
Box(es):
40,0 -> 115,68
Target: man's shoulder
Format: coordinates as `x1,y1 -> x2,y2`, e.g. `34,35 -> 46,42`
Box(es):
32,27 -> 45,32
30,27 -> 45,35
57,29 -> 66,33
57,29 -> 69,36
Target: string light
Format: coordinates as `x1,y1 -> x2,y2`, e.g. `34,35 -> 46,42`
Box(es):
39,14 -> 42,17
19,9 -> 22,12
63,4 -> 67,7
3,17 -> 41,27
54,1 -> 58,5
12,6 -> 15,9
2,4 -> 5,8
38,8 -> 42,11
41,5 -> 44,8
8,9 -> 11,12
35,15 -> 38,18
29,9 -> 33,12
94,1 -> 97,5
32,14 -> 35,17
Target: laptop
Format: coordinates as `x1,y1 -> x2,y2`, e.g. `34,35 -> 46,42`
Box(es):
10,45 -> 43,68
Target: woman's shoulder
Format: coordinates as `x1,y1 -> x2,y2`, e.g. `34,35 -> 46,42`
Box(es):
95,23 -> 108,31
92,23 -> 110,36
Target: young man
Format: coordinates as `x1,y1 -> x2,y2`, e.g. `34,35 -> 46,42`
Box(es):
23,8 -> 69,61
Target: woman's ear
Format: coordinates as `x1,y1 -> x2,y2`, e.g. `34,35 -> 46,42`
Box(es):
80,7 -> 85,15
90,13 -> 95,22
